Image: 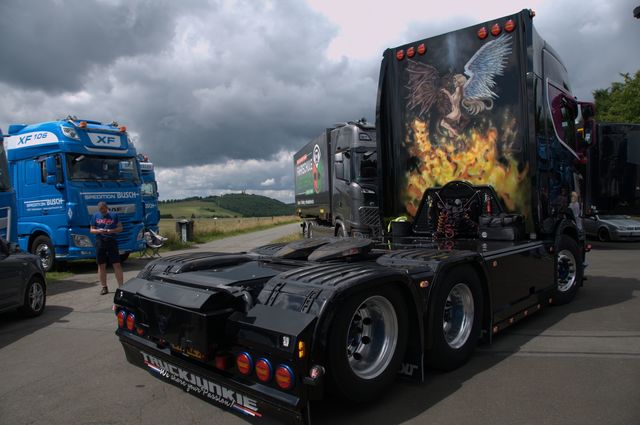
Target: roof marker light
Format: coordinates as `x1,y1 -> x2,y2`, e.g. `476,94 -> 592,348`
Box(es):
406,47 -> 415,58
504,19 -> 516,33
491,23 -> 501,36
477,27 -> 488,39
79,121 -> 87,128
119,126 -> 127,133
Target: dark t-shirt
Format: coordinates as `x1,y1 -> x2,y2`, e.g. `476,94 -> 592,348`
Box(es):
91,211 -> 119,242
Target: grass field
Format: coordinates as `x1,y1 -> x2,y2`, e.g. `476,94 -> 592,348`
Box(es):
158,216 -> 300,249
159,200 -> 238,219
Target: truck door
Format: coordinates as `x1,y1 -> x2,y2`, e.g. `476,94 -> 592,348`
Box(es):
21,156 -> 65,220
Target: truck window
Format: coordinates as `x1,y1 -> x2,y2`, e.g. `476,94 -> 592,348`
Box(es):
141,182 -> 157,197
547,80 -> 578,154
66,154 -> 140,184
354,150 -> 377,181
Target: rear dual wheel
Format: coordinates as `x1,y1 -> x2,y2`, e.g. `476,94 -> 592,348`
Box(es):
328,287 -> 408,402
426,266 -> 483,371
554,235 -> 582,304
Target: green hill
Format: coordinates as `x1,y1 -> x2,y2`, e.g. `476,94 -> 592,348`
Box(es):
159,193 -> 294,218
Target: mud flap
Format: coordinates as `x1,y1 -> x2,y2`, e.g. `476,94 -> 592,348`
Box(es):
397,337 -> 424,382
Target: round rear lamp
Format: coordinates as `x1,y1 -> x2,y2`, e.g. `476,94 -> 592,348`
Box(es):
126,313 -> 135,331
255,358 -> 273,382
275,365 -> 295,390
477,27 -> 488,39
504,19 -> 516,32
117,310 -> 126,328
406,47 -> 415,58
236,352 -> 253,376
491,23 -> 501,36
396,49 -> 405,61
417,43 -> 426,55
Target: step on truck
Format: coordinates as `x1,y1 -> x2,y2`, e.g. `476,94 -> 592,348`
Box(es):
6,118 -> 146,271
137,154 -> 160,233
294,119 -> 380,238
114,9 -> 587,424
0,129 -> 17,242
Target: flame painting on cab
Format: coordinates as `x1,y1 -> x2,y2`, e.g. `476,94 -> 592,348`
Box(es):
400,32 -> 531,218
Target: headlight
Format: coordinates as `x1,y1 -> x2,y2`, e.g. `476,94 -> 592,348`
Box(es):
61,125 -> 80,140
71,234 -> 93,247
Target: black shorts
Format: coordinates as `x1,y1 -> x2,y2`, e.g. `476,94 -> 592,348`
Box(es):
96,238 -> 120,265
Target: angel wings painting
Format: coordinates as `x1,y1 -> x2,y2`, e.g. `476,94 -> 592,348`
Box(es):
406,34 -> 513,137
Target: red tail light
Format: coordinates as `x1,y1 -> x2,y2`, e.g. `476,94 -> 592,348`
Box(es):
504,19 -> 516,32
406,47 -> 415,58
136,327 -> 144,336
255,358 -> 273,382
275,365 -> 295,390
117,310 -> 126,328
215,354 -> 229,370
396,49 -> 405,61
477,27 -> 488,39
417,43 -> 426,55
491,23 -> 501,36
236,352 -> 253,375
126,313 -> 136,331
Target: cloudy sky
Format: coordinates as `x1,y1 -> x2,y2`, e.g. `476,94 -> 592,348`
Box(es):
1,0 -> 639,202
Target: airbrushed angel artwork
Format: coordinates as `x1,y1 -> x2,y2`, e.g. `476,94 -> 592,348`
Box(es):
401,33 -> 531,218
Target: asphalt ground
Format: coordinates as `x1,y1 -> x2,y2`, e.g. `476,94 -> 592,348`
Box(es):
0,234 -> 638,425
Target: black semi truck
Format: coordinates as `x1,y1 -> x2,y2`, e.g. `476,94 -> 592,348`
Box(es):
294,120 -> 380,237
114,9 -> 586,424
587,123 -> 640,215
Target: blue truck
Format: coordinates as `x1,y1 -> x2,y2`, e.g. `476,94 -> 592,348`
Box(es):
137,154 -> 160,233
0,128 -> 17,242
5,117 -> 145,271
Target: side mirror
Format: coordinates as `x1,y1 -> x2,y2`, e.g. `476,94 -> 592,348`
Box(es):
45,156 -> 58,176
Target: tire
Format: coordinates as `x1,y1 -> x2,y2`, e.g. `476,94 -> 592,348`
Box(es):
336,223 -> 346,238
119,253 -> 130,263
426,266 -> 483,372
597,227 -> 610,242
30,235 -> 55,272
327,286 -> 408,403
18,276 -> 46,317
554,235 -> 582,305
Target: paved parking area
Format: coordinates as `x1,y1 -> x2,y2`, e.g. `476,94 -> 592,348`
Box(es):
0,236 -> 638,425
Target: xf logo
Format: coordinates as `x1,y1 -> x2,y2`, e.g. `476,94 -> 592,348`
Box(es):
398,363 -> 418,376
96,135 -> 117,144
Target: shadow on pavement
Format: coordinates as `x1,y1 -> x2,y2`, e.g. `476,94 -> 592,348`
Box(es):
0,305 -> 73,350
312,274 -> 640,424
47,279 -> 97,297
588,240 -> 640,251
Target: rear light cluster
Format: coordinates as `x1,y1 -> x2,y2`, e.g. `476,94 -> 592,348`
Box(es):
477,18 -> 516,40
235,352 -> 295,391
116,308 -> 144,336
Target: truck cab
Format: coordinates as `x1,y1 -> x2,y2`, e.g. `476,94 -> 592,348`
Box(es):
137,154 -> 160,233
6,118 -> 145,270
295,120 -> 380,238
0,128 -> 17,242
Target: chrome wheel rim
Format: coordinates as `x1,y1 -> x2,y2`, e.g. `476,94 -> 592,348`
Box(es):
29,281 -> 45,312
443,283 -> 474,349
346,295 -> 398,380
36,243 -> 53,270
557,249 -> 577,292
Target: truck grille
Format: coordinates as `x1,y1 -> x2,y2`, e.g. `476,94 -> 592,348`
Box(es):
358,206 -> 382,235
116,214 -> 138,246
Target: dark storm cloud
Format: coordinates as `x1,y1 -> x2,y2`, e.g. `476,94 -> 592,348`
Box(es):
0,0 -> 203,93
533,0 -> 640,100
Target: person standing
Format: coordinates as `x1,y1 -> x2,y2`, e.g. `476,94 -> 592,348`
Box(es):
90,201 -> 124,295
569,191 -> 583,232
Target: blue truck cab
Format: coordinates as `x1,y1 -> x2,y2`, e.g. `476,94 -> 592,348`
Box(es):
137,154 -> 160,233
5,117 -> 145,271
0,128 -> 17,242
